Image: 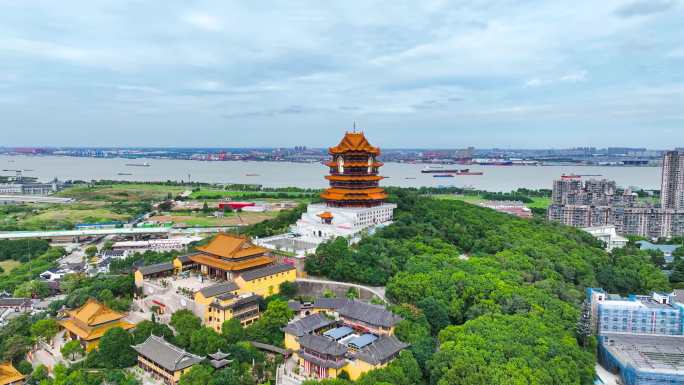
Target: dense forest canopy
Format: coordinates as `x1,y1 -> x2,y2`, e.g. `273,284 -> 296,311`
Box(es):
306,188 -> 670,385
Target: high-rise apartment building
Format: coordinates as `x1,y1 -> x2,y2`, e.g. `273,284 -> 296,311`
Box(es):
661,150 -> 684,210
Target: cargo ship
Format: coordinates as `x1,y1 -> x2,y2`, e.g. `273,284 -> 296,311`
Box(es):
422,167 -> 460,173
125,162 -> 150,167
433,174 -> 454,178
454,169 -> 483,176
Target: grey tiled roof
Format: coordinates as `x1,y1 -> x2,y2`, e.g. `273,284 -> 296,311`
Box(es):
288,301 -> 303,312
298,334 -> 347,356
283,313 -> 336,337
198,281 -> 240,298
313,298 -> 352,310
138,262 -> 174,275
132,335 -> 203,371
0,298 -> 32,307
177,253 -> 200,263
354,335 -> 409,365
240,264 -> 295,281
338,301 -> 402,328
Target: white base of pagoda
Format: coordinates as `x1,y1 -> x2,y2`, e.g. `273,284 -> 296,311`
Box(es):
292,203 -> 396,244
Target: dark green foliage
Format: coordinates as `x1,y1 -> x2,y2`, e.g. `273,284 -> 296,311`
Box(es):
132,320 -> 174,344
279,281 -> 298,298
306,189 -> 671,385
221,318 -> 246,344
597,247 -> 670,295
242,204 -> 307,237
109,250 -> 180,274
430,314 -> 594,385
245,299 -> 293,346
96,327 -> 137,368
62,275 -> 135,311
189,327 -> 227,356
16,360 -> 32,375
0,247 -> 65,292
0,238 -> 49,262
671,256 -> 684,285
179,364 -> 214,385
170,310 -> 203,349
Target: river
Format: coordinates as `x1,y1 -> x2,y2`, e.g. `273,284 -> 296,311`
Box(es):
1,155 -> 662,192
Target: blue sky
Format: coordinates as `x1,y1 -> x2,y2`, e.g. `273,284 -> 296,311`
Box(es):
0,0 -> 683,148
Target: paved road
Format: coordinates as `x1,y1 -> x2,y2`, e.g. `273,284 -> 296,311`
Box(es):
297,277 -> 387,303
0,226 -> 238,239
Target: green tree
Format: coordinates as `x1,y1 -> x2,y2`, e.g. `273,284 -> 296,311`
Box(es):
31,319 -> 60,342
2,335 -> 31,362
179,364 -> 214,385
220,318 -> 246,344
60,340 -> 85,361
85,246 -> 98,258
189,327 -> 227,356
170,310 -> 202,348
14,280 -> 50,298
245,299 -> 293,346
97,327 -> 137,368
132,320 -> 174,344
279,281 -> 298,298
31,365 -> 50,384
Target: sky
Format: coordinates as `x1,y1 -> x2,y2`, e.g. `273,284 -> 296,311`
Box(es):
0,0 -> 683,149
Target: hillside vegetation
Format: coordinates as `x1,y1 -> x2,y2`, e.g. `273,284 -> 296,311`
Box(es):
306,188 -> 669,385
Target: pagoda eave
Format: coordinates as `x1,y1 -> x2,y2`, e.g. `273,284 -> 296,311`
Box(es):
325,175 -> 383,182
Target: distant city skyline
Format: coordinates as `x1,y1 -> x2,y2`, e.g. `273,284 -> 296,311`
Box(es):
1,1 -> 683,148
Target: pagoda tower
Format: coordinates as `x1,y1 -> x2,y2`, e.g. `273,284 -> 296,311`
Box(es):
291,128 -> 396,246
321,132 -> 388,208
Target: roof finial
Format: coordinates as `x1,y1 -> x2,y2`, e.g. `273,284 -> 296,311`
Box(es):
353,121 -> 356,133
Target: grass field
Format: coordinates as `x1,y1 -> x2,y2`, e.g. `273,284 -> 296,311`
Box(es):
189,189 -> 317,202
433,194 -> 551,209
0,203 -> 131,231
0,260 -> 21,273
21,208 -> 128,226
58,183 -> 187,202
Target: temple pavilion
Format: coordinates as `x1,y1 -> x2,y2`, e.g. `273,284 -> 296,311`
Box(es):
186,234 -> 273,280
58,298 -> 135,352
321,132 -> 388,207
294,130 -> 396,243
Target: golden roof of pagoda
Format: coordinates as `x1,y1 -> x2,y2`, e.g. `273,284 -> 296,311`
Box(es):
317,211 -> 334,219
324,161 -> 384,168
329,132 -> 380,155
196,234 -> 268,260
325,175 -> 383,182
321,187 -> 388,201
65,298 -> 127,326
0,362 -> 25,385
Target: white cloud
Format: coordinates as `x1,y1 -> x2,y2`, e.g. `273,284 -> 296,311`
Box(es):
525,71 -> 588,87
559,70 -> 588,83
668,47 -> 684,58
182,12 -> 223,31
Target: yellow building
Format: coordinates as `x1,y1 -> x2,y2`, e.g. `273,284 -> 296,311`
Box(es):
186,234 -> 274,280
234,263 -> 296,297
283,313 -> 337,351
293,333 -> 407,380
132,335 -> 203,385
58,298 -> 135,352
193,282 -> 260,331
283,299 -> 408,381
0,362 -> 25,385
205,293 -> 261,331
